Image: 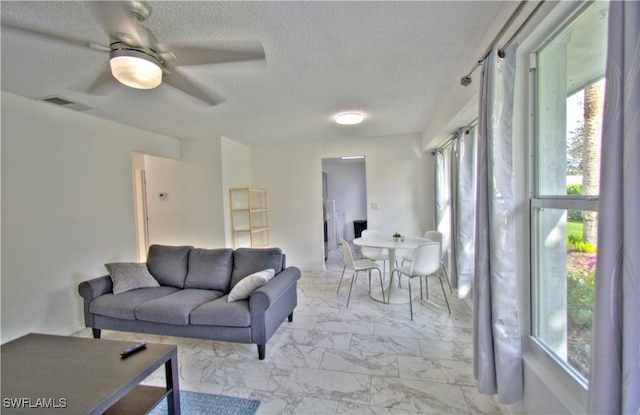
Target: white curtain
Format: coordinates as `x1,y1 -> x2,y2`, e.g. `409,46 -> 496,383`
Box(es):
587,1 -> 640,413
449,138 -> 459,290
473,45 -> 523,404
453,127 -> 477,298
435,147 -> 451,265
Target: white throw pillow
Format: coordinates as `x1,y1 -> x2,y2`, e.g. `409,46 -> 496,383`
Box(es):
227,269 -> 275,302
105,262 -> 160,294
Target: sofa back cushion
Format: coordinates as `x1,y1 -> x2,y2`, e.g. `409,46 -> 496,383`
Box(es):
146,245 -> 193,288
230,248 -> 284,290
185,248 -> 234,291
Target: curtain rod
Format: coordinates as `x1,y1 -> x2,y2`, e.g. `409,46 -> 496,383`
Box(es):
498,0 -> 547,58
460,0 -> 533,87
431,118 -> 479,155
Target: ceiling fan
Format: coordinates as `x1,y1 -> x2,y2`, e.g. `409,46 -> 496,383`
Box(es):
2,1 -> 266,105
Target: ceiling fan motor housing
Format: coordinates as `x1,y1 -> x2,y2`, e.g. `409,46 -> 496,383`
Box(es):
110,42 -> 162,64
124,0 -> 152,22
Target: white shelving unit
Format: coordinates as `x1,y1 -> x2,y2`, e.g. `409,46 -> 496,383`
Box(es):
229,188 -> 269,248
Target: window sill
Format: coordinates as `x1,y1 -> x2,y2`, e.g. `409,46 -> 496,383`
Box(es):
521,337 -> 588,414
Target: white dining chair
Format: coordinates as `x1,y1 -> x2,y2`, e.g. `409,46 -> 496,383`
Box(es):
401,230 -> 452,293
360,229 -> 390,279
391,241 -> 449,319
337,239 -> 385,307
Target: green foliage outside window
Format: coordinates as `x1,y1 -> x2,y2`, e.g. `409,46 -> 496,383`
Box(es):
567,233 -> 596,253
567,183 -> 582,195
567,225 -> 596,330
567,184 -> 583,221
567,253 -> 596,330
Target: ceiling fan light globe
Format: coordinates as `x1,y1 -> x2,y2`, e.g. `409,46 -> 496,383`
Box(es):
110,55 -> 162,89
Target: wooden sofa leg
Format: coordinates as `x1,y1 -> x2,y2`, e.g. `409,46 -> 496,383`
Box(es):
257,344 -> 266,360
91,328 -> 101,339
288,312 -> 293,322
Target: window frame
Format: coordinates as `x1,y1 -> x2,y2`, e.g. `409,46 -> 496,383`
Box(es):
527,0 -> 604,394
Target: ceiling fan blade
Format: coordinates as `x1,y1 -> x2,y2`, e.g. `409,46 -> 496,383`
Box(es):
88,66 -> 116,95
1,21 -> 110,51
156,44 -> 266,67
162,70 -> 226,106
90,1 -> 150,47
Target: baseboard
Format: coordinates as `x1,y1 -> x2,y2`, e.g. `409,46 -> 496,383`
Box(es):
497,399 -> 523,415
59,323 -> 87,337
299,266 -> 327,273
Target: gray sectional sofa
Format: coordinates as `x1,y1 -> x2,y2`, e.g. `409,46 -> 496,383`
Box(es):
78,245 -> 301,359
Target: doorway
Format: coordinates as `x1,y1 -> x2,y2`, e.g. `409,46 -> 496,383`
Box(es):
321,156 -> 367,261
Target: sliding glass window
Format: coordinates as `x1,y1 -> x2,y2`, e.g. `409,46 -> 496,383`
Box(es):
531,1 -> 608,385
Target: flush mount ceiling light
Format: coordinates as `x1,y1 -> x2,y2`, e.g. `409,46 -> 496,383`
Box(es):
335,112 -> 364,125
109,43 -> 163,89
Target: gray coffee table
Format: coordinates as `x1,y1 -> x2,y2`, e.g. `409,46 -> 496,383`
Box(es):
1,333 -> 180,414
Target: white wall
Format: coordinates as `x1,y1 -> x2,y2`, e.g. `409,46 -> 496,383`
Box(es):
322,160 -> 367,241
0,92 -> 181,343
251,134 -> 433,269
144,137 -> 226,249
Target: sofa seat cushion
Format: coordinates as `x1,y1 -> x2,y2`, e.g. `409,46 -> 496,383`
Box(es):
135,289 -> 225,325
185,248 -> 234,291
147,245 -> 193,288
190,297 -> 251,327
90,287 -> 179,320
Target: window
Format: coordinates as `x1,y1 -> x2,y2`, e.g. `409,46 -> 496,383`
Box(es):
531,1 -> 608,384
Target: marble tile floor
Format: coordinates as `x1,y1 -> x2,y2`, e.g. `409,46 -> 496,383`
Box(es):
74,245 -> 503,414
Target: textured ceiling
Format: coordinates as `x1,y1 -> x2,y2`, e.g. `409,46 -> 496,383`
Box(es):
1,1 -> 516,146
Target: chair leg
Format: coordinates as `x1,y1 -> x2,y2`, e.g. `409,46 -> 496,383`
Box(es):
441,263 -> 453,293
419,276 -> 423,300
408,277 -> 413,321
438,275 -> 451,314
346,271 -> 358,307
387,271 -> 396,304
377,268 -> 385,303
425,276 -> 429,299
337,265 -> 347,294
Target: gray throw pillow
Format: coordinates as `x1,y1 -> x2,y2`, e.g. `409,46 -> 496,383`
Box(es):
227,269 -> 275,302
105,262 -> 160,294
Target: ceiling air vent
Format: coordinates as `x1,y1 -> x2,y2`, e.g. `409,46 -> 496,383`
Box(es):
38,96 -> 92,112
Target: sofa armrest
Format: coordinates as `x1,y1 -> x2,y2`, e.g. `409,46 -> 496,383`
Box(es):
78,275 -> 113,302
78,275 -> 113,329
249,266 -> 300,312
249,266 -> 300,349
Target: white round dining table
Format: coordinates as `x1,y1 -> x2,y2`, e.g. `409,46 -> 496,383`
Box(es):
353,235 -> 431,304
